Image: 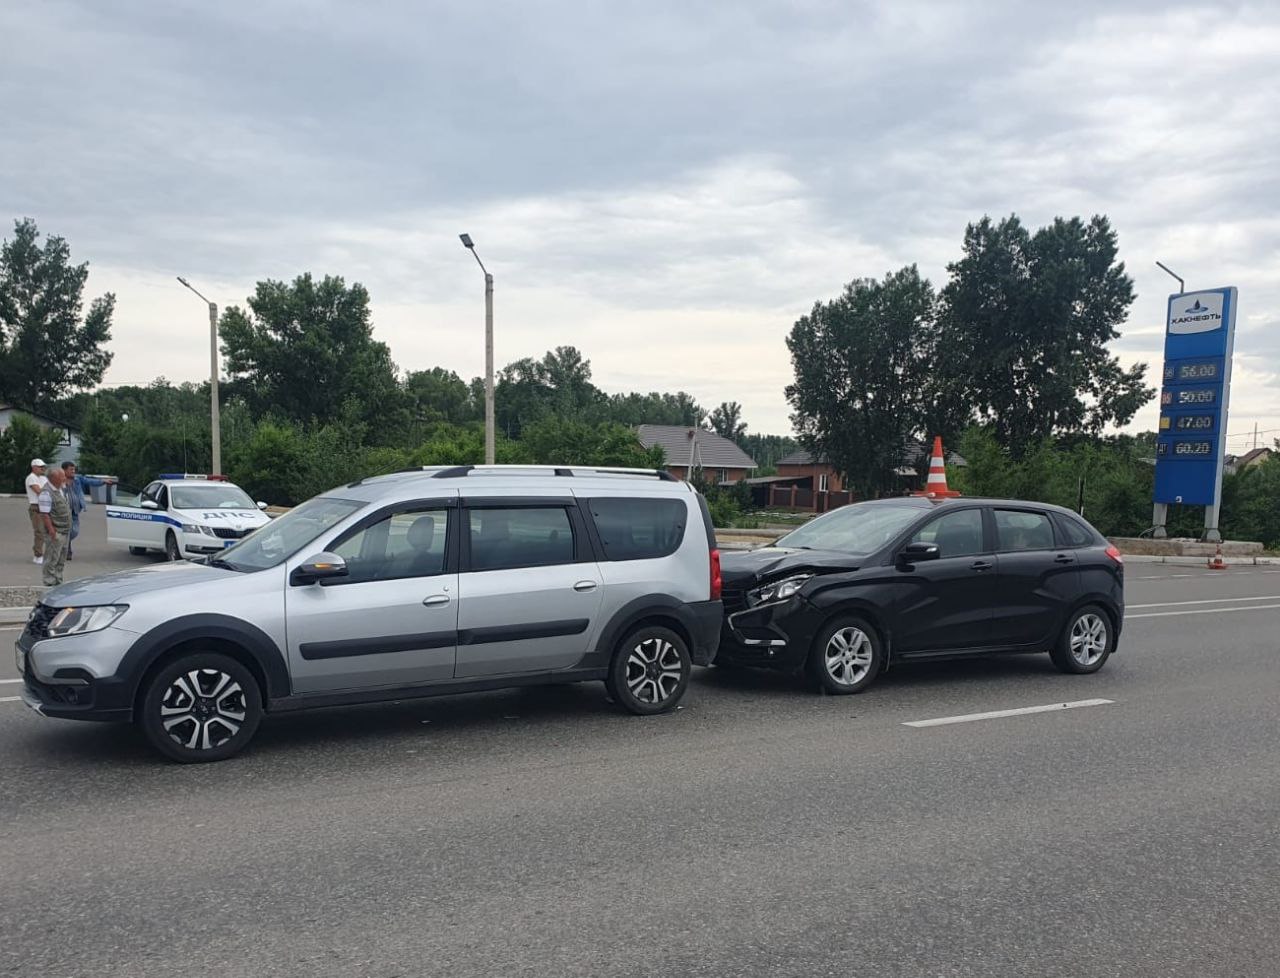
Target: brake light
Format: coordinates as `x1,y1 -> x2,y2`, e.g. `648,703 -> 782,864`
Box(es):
710,548 -> 723,601
1105,545 -> 1123,565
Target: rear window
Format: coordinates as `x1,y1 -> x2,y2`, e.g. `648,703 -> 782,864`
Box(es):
1053,513 -> 1095,548
587,497 -> 687,561
994,509 -> 1055,552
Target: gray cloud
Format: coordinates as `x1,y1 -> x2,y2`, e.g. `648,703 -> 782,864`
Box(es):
2,0 -> 1277,437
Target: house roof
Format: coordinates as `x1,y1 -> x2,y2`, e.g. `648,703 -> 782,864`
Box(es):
778,442 -> 967,469
636,425 -> 757,469
1237,447 -> 1274,467
0,404 -> 80,432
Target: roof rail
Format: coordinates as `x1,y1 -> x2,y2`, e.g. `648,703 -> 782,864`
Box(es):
419,464 -> 674,481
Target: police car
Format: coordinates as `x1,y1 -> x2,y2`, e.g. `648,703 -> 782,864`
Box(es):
106,474 -> 271,560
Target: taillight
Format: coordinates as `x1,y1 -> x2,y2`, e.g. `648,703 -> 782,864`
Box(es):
1105,545 -> 1123,565
710,548 -> 723,601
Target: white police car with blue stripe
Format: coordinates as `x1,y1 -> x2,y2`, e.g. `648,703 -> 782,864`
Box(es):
106,474 -> 271,560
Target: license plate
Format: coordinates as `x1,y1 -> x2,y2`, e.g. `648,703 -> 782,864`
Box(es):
15,641 -> 24,675
223,540 -> 236,548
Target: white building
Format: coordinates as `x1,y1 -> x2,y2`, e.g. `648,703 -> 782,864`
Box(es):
0,404 -> 82,466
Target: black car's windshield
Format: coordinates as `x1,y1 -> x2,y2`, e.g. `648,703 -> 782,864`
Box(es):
170,484 -> 257,510
776,503 -> 923,555
216,496 -> 365,572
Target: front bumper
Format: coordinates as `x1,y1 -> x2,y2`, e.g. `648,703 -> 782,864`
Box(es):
182,530 -> 244,555
717,595 -> 811,671
17,625 -> 139,722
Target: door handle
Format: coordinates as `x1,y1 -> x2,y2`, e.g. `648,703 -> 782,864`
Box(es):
970,560 -> 993,571
573,580 -> 599,592
1054,554 -> 1075,564
422,594 -> 451,607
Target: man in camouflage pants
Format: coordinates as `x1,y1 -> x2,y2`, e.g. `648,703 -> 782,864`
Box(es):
37,467 -> 73,587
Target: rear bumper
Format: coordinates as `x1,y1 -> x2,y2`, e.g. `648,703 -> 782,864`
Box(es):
686,599 -> 723,666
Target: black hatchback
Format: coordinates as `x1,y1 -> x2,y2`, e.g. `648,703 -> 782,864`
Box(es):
717,497 -> 1124,694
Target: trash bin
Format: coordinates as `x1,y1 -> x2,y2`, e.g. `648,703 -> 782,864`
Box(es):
89,477 -> 118,505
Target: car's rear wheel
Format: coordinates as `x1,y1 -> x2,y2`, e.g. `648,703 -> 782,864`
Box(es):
138,653 -> 263,763
607,626 -> 691,715
164,531 -> 181,561
1050,605 -> 1113,674
807,616 -> 883,694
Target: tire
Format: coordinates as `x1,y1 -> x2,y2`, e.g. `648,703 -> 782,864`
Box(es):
606,625 -> 691,716
164,531 -> 182,561
807,616 -> 884,695
138,653 -> 263,763
1050,605 -> 1114,675
128,546 -> 148,556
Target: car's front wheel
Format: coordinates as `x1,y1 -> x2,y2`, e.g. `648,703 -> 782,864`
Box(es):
164,531 -> 182,561
607,625 -> 691,715
807,616 -> 884,694
1050,605 -> 1114,674
138,653 -> 263,762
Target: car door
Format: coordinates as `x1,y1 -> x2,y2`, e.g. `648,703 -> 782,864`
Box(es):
136,481 -> 171,550
988,507 -> 1080,648
285,500 -> 459,694
892,506 -> 997,653
454,499 -> 603,678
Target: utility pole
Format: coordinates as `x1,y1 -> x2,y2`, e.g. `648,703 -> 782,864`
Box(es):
177,277 -> 222,475
459,234 -> 495,464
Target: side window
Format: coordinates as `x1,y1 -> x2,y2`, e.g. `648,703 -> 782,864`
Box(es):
330,508 -> 449,584
587,497 -> 687,561
469,507 -> 575,572
142,482 -> 161,503
155,485 -> 170,510
995,510 -> 1055,552
910,509 -> 985,558
1052,513 -> 1094,548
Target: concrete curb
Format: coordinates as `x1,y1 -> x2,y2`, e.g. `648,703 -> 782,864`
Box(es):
0,606 -> 31,626
1121,553 -> 1279,566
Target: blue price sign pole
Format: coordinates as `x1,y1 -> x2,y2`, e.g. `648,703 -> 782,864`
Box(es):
1151,286 -> 1237,541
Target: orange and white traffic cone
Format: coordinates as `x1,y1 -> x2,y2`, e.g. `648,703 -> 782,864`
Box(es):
912,436 -> 961,498
1207,542 -> 1227,571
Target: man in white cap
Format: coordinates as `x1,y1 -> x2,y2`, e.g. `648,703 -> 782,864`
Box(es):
25,459 -> 48,564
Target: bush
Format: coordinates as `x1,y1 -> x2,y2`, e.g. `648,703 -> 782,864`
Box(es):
0,414 -> 64,490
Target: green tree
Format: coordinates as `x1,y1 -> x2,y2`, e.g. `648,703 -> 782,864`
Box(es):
708,401 -> 747,443
786,266 -> 937,497
938,215 -> 1152,452
219,274 -> 405,427
521,417 -> 666,468
404,367 -> 476,424
0,414 -> 64,490
0,218 -> 114,408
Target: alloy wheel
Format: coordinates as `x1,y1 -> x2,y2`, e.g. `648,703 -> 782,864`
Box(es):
1070,613 -> 1108,667
824,626 -> 874,687
625,637 -> 684,705
159,668 -> 247,751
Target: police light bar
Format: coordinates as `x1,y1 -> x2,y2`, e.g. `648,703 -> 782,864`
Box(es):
159,473 -> 228,481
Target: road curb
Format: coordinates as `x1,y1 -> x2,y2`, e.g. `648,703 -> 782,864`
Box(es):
0,606 -> 31,625
1122,553 -> 1279,566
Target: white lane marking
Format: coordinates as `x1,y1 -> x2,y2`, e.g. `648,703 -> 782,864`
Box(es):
0,678 -> 22,685
0,696 -> 22,704
1128,594 -> 1280,609
904,698 -> 1114,728
1128,603 -> 1280,619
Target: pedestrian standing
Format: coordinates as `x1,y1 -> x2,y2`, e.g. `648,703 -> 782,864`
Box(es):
37,468 -> 73,587
25,459 -> 48,564
60,461 -> 106,561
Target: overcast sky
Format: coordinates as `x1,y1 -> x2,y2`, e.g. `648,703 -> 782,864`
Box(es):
2,0 -> 1277,450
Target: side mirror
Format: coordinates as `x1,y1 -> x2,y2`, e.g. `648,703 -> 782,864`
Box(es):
899,541 -> 941,564
291,552 -> 349,585
257,501 -> 269,511
140,499 -> 159,511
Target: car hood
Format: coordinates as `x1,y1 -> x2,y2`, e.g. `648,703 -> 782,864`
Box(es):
721,546 -> 860,584
175,508 -> 269,531
42,561 -> 239,608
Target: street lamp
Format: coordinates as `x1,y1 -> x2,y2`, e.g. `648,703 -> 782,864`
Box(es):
176,276 -> 222,475
459,233 -> 495,465
1156,261 -> 1185,295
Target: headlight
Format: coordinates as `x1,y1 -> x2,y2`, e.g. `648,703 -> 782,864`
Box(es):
181,523 -> 215,536
748,574 -> 813,605
47,605 -> 128,637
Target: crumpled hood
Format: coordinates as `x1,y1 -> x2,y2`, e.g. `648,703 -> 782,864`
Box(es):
720,547 -> 859,584
42,561 -> 238,608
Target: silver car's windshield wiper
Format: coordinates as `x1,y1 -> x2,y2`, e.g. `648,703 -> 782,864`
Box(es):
207,557 -> 240,572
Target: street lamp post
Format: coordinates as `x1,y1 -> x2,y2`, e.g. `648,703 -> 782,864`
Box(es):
459,234 -> 495,465
176,277 -> 222,475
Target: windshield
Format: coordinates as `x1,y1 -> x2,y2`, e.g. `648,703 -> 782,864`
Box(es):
170,484 -> 258,510
215,496 -> 365,572
776,503 -> 923,555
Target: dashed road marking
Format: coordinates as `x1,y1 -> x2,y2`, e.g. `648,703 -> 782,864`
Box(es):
1128,594 -> 1280,609
1128,603 -> 1280,619
904,698 -> 1114,728
0,696 -> 22,704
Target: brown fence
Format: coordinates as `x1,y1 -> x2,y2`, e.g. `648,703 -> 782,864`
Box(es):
766,486 -> 855,512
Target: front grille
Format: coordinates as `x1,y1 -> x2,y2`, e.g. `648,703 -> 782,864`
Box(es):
721,584 -> 748,615
211,527 -> 248,540
25,603 -> 56,640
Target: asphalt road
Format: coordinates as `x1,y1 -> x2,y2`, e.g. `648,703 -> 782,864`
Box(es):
2,565 -> 1279,977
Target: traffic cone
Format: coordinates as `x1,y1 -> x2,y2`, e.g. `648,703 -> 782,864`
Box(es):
1207,542 -> 1226,571
912,436 -> 961,498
